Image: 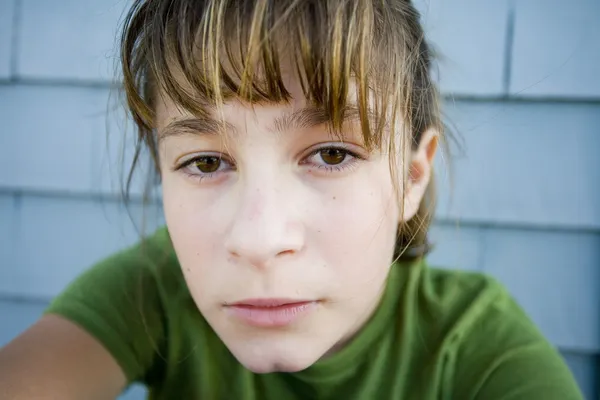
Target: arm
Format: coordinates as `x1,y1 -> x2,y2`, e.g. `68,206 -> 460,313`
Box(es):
0,314 -> 126,400
0,229 -> 171,399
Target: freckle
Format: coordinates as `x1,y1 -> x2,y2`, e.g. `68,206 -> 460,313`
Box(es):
332,196 -> 336,200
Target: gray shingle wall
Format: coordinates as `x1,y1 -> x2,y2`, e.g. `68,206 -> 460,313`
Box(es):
0,1 -> 598,398
0,0 -> 15,79
510,0 -> 600,99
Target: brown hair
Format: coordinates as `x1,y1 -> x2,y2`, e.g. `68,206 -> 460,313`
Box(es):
119,0 -> 443,262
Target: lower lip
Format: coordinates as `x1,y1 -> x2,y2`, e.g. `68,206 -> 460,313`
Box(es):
226,302 -> 318,327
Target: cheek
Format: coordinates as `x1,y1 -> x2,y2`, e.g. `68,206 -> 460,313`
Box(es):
307,173 -> 399,277
160,177 -> 233,299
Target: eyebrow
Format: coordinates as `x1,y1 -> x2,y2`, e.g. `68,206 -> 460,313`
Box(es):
157,104 -> 365,141
158,116 -> 236,141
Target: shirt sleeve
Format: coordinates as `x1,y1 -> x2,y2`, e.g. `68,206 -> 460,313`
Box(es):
43,231 -> 169,386
452,281 -> 584,400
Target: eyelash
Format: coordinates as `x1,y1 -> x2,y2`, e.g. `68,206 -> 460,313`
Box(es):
174,145 -> 364,183
302,146 -> 363,172
175,154 -> 232,183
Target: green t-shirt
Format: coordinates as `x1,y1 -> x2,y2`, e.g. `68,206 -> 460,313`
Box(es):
45,227 -> 583,399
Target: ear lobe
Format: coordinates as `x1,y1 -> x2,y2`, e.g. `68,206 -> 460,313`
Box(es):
401,129 -> 439,222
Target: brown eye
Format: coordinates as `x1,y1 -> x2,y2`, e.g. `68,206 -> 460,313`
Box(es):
193,156 -> 221,173
319,148 -> 347,165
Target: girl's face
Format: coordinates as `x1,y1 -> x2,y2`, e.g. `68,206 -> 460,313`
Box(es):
157,75 -> 430,373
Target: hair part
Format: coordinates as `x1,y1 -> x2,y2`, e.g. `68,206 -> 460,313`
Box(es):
119,0 -> 444,262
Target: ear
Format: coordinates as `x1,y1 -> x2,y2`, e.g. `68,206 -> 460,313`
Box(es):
401,128 -> 438,222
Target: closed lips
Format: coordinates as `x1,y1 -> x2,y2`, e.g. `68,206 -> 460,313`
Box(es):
225,299 -> 319,327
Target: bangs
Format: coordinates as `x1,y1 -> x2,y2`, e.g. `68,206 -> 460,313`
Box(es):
120,0 -> 427,150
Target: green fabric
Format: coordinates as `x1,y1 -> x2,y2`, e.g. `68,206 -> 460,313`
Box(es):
45,227 -> 583,399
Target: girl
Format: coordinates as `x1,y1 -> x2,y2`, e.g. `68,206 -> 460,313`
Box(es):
0,0 -> 583,398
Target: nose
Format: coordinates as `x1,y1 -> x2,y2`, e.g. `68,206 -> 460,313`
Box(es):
224,178 -> 304,269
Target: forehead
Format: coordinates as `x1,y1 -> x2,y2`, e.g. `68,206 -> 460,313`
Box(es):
156,100 -> 369,147
154,72 -> 369,122
152,68 -> 393,151
155,81 -> 305,126
154,75 -> 366,133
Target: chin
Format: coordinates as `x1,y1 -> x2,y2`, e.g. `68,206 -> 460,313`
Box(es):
241,357 -> 315,374
229,339 -> 325,374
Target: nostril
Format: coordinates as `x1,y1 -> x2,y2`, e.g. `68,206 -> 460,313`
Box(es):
277,249 -> 296,257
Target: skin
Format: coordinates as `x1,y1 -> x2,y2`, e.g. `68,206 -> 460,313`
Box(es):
156,74 -> 438,374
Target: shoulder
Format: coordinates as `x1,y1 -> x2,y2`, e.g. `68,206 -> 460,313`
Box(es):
416,265 -> 549,349
95,226 -> 179,276
45,226 -> 188,385
414,266 -> 511,334
412,264 -> 583,399
60,226 -> 186,301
